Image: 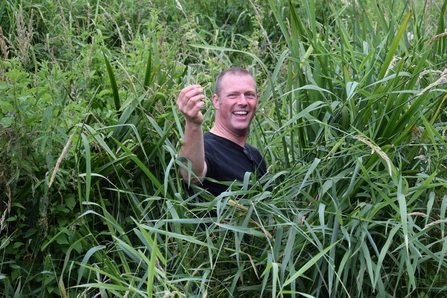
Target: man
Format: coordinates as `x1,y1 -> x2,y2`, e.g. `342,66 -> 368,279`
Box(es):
176,67 -> 267,196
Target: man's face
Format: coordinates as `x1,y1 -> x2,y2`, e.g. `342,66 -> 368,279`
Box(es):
213,74 -> 258,136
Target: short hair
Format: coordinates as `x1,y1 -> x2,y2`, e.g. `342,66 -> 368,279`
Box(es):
215,67 -> 256,97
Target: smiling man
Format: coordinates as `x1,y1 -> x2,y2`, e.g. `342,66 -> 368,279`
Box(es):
176,67 -> 267,196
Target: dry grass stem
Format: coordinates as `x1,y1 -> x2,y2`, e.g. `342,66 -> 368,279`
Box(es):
175,0 -> 184,12
14,8 -> 34,65
354,135 -> 394,176
384,55 -> 400,78
424,219 -> 447,233
49,134 -> 74,188
428,31 -> 447,44
125,20 -> 134,41
0,185 -> 12,231
417,68 -> 447,96
0,27 -> 10,59
408,212 -> 427,217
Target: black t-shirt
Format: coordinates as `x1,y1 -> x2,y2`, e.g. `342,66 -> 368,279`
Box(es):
200,132 -> 267,196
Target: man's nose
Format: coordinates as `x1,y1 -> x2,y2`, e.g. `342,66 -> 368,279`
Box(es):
238,95 -> 247,104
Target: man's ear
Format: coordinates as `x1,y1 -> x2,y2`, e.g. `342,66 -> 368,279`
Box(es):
212,94 -> 220,109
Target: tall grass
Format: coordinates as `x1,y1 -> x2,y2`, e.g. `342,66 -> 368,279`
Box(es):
1,0 -> 446,297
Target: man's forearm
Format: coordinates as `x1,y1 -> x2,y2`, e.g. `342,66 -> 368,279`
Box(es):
179,122 -> 206,183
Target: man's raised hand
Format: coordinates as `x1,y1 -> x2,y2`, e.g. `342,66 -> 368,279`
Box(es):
176,85 -> 206,125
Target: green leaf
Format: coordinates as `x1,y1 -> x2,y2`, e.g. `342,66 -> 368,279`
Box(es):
0,116 -> 14,127
55,234 -> 69,245
24,228 -> 38,238
41,106 -> 53,130
65,194 -> 76,210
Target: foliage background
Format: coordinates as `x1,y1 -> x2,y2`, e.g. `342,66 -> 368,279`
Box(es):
1,0 -> 447,297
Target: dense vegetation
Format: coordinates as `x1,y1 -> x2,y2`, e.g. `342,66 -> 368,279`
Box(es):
1,0 -> 447,297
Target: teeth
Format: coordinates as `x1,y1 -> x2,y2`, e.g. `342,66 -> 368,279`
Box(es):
233,111 -> 248,115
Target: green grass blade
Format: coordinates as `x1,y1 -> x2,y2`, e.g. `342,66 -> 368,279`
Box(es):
103,52 -> 121,111
281,240 -> 341,288
378,11 -> 411,80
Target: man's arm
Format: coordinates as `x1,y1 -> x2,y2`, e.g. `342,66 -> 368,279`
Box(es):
176,85 -> 208,183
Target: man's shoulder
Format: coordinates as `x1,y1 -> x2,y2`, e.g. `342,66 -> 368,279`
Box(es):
244,142 -> 259,151
203,132 -> 229,156
203,131 -> 215,141
204,132 -> 235,147
203,132 -> 219,148
204,132 -> 260,152
203,132 -> 246,160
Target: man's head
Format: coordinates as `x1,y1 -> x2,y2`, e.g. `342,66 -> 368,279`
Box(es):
211,67 -> 258,139
215,67 -> 257,99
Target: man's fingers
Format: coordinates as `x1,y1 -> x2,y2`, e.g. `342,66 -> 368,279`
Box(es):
177,85 -> 205,110
179,84 -> 202,100
185,86 -> 204,102
182,96 -> 205,118
176,84 -> 207,125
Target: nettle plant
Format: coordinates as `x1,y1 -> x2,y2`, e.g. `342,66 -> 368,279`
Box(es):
0,46 -> 102,295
